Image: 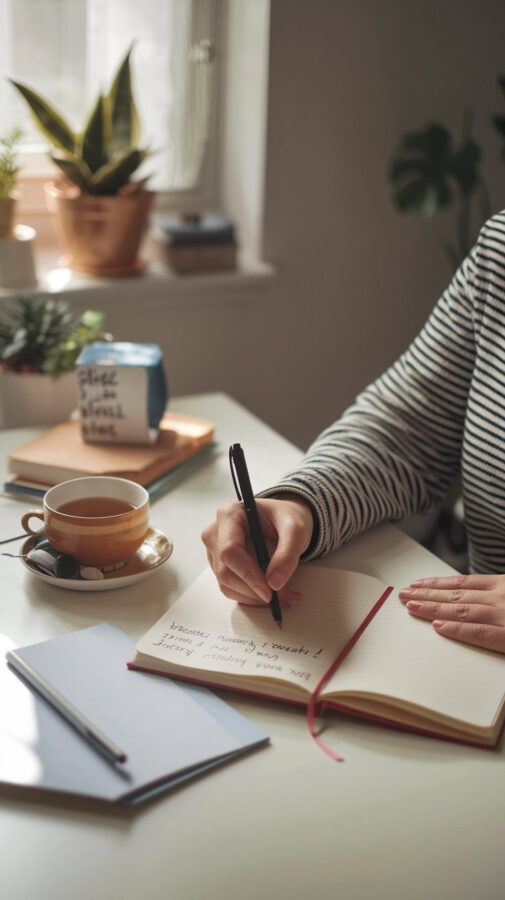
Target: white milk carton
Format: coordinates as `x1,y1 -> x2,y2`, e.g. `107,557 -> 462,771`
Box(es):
76,342 -> 168,444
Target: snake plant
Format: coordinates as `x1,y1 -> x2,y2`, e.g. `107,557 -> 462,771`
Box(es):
9,47 -> 149,196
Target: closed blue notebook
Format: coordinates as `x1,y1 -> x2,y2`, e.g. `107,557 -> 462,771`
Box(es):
1,625 -> 269,805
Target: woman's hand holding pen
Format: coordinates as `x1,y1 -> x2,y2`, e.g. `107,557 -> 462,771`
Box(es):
201,496 -> 314,607
399,574 -> 505,653
203,499 -> 505,653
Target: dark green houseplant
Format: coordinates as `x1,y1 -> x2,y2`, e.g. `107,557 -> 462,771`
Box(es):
388,72 -> 505,270
389,112 -> 490,269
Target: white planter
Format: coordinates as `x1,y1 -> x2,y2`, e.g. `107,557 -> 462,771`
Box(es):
0,225 -> 37,288
0,369 -> 77,429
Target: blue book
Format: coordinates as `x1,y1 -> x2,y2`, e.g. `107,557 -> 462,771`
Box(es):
2,624 -> 268,805
154,214 -> 236,247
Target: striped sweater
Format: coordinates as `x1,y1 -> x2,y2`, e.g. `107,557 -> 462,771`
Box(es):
263,212 -> 505,574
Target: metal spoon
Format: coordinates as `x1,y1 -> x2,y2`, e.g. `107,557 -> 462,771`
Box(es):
0,533 -> 32,545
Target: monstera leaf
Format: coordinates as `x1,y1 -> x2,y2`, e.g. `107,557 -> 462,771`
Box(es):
389,116 -> 487,268
390,125 -> 453,215
390,124 -> 481,217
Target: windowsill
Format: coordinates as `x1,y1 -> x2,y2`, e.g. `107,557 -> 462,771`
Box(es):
0,250 -> 276,308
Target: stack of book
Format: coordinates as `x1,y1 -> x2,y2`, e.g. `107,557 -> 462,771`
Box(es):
148,213 -> 237,275
4,411 -> 217,502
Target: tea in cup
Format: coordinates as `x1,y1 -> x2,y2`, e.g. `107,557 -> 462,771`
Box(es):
21,476 -> 150,568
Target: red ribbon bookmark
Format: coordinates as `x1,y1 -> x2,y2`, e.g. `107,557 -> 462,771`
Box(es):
306,585 -> 394,761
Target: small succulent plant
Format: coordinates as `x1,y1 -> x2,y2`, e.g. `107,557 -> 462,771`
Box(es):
10,47 -> 149,196
0,297 -> 108,376
0,127 -> 22,199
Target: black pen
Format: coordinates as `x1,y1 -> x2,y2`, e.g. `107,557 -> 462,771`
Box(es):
229,443 -> 282,629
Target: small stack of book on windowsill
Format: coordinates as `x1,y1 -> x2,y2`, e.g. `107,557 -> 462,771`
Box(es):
4,411 -> 217,503
147,213 -> 237,275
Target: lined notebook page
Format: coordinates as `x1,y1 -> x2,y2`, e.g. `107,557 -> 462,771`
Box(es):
326,586 -> 505,727
136,566 -> 387,694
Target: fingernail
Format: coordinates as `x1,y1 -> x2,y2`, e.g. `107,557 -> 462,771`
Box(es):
399,589 -> 415,602
406,600 -> 421,611
409,580 -> 427,587
256,585 -> 271,604
268,571 -> 284,591
433,620 -> 444,629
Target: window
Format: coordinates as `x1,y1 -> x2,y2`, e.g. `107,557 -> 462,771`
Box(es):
0,0 -> 220,202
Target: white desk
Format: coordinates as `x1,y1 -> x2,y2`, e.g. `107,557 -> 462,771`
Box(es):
0,392 -> 503,900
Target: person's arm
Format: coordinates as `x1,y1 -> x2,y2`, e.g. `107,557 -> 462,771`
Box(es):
202,237 -> 480,608
260,246 -> 478,562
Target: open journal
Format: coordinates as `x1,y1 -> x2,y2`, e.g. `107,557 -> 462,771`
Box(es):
129,565 -> 505,748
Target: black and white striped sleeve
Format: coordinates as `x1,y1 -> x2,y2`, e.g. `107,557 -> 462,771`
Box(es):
260,248 -> 478,560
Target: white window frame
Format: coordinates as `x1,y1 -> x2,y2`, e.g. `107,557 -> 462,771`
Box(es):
156,0 -> 223,215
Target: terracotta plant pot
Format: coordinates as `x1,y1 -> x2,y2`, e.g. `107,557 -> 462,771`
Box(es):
0,196 -> 17,238
45,182 -> 154,277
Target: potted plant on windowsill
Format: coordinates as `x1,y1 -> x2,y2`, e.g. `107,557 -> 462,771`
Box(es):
0,128 -> 22,238
0,127 -> 38,289
0,297 -> 108,428
10,48 -> 153,277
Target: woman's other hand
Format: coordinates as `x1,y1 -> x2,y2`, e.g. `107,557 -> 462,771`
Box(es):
399,574 -> 505,654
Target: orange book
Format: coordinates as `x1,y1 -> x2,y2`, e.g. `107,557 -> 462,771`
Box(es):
8,412 -> 214,487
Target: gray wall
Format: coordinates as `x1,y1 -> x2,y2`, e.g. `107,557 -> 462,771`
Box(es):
111,0 -> 505,449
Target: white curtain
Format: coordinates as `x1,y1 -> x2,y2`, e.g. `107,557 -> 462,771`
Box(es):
0,0 -> 215,191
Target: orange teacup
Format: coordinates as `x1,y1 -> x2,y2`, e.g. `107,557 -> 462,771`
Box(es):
21,476 -> 150,568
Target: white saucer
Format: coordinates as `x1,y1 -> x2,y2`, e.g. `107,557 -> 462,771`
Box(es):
21,527 -> 173,592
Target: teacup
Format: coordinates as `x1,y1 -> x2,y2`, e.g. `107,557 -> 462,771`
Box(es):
21,476 -> 150,568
